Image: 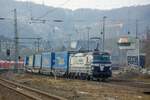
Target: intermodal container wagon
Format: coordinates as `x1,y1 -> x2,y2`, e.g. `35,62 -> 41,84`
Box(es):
28,55 -> 34,68
24,56 -> 29,66
32,54 -> 42,73
41,52 -> 54,74
52,51 -> 69,76
34,54 -> 42,68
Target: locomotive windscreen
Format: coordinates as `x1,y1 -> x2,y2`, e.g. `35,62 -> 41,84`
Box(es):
93,53 -> 111,63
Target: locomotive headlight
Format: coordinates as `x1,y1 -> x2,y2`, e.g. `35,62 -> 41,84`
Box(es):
105,64 -> 111,67
91,64 -> 99,66
109,67 -> 112,70
95,64 -> 99,66
100,66 -> 104,71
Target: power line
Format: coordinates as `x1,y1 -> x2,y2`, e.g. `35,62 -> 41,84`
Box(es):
19,37 -> 42,40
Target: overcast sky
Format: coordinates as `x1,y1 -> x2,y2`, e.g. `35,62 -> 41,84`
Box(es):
17,0 -> 150,10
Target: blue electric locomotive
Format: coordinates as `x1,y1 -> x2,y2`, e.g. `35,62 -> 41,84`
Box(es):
91,51 -> 112,80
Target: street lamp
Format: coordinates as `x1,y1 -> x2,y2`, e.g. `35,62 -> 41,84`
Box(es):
102,16 -> 107,52
86,26 -> 91,52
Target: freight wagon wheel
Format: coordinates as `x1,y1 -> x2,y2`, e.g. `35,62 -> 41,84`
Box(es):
87,75 -> 91,80
38,70 -> 41,74
101,78 -> 107,82
103,78 -> 110,82
77,73 -> 80,79
73,74 -> 76,79
38,68 -> 42,74
97,78 -> 101,81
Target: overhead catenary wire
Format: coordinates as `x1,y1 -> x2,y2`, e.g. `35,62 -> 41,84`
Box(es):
24,0 -> 71,21
24,0 -> 71,23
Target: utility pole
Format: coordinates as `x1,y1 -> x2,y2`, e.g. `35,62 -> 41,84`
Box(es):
86,27 -> 91,52
0,40 -> 1,52
34,38 -> 41,53
135,19 -> 140,66
102,16 -> 107,52
136,19 -> 138,39
68,33 -> 71,50
37,38 -> 41,52
146,26 -> 150,40
14,9 -> 19,72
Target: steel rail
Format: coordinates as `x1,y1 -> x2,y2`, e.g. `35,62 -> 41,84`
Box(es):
0,77 -> 67,100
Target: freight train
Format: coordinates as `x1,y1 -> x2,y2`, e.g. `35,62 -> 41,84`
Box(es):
24,51 -> 112,80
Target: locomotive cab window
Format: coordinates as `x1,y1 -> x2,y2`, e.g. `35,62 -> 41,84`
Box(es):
93,54 -> 111,62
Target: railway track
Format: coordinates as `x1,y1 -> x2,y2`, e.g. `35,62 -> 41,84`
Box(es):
109,78 -> 150,89
100,78 -> 150,95
24,72 -> 150,92
0,77 -> 68,100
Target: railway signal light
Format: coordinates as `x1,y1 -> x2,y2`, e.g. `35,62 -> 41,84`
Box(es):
6,49 -> 10,56
18,56 -> 21,61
